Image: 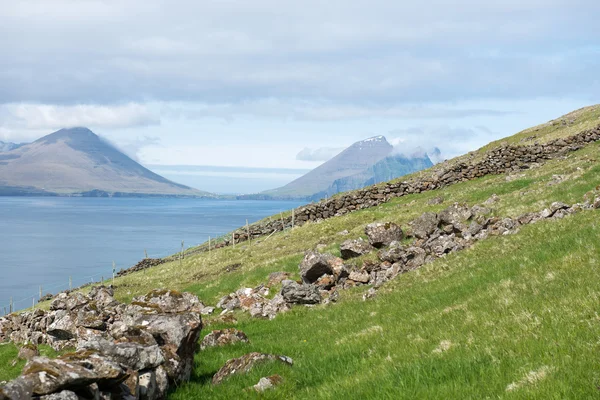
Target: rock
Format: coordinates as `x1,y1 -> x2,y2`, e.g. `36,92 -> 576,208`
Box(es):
550,201 -> 569,214
593,196 -> 600,209
339,238 -> 373,259
200,329 -> 249,350
21,355 -> 120,396
281,281 -> 321,304
362,288 -> 377,300
404,246 -> 427,270
299,252 -> 342,283
251,375 -> 283,392
120,312 -> 202,383
17,344 -> 39,361
212,353 -> 292,385
47,314 -> 77,341
410,212 -> 439,239
0,377 -> 34,400
483,194 -> 500,205
438,203 -> 472,231
88,286 -> 119,309
338,230 -> 349,236
348,270 -> 370,284
315,274 -> 335,290
364,222 -> 403,248
38,390 -> 79,399
131,289 -> 204,314
78,337 -> 164,371
378,241 -> 405,263
261,294 -> 290,320
427,196 -> 444,205
138,370 -> 157,400
216,294 -> 241,311
267,272 -> 292,287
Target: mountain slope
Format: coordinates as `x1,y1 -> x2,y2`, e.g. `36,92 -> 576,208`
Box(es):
321,152 -> 434,197
0,127 -> 212,197
261,135 -> 434,200
98,104 -> 599,399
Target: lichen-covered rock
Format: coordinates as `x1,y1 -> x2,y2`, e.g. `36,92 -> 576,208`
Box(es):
348,270 -> 370,283
410,212 -> 439,239
339,238 -> 373,259
281,281 -> 321,304
378,241 -> 405,263
364,222 -> 403,248
17,343 -> 39,361
77,337 -> 164,372
0,376 -> 34,400
201,328 -> 249,350
212,352 -> 292,385
299,252 -> 341,283
47,314 -> 77,341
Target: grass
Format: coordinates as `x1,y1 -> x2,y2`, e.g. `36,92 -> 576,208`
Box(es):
0,344 -> 58,382
171,211 -> 600,399
2,106 -> 600,398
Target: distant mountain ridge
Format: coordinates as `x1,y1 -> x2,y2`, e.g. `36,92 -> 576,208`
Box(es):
245,135 -> 437,200
0,128 -> 214,197
0,140 -> 23,152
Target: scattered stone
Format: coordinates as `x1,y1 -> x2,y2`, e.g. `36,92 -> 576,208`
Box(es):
281,281 -> 321,304
365,222 -> 404,248
427,196 -> 444,205
212,352 -> 292,385
410,212 -> 439,239
200,329 -> 249,350
348,270 -> 370,284
267,272 -> 292,287
483,194 -> 500,205
251,375 -> 283,392
340,238 -> 373,259
362,288 -> 377,301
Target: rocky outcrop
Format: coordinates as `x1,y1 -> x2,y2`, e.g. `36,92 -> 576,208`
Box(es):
0,289 -> 204,400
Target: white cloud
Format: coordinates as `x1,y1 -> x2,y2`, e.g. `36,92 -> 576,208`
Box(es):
1,103 -> 160,131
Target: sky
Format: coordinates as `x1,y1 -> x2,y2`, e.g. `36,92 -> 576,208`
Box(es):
0,0 -> 599,193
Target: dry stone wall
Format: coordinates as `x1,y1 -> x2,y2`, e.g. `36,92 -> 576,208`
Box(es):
227,125 -> 600,244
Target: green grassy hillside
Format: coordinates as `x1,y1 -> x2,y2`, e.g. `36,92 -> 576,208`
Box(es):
2,106 -> 600,398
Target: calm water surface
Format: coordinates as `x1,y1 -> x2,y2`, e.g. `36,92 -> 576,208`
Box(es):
0,197 -> 303,312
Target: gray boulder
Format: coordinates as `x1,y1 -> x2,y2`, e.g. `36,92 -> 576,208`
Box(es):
364,222 -> 403,248
281,281 -> 321,304
410,212 -> 439,239
299,252 -> 343,283
339,238 -> 373,259
201,329 -> 249,350
78,337 -> 164,371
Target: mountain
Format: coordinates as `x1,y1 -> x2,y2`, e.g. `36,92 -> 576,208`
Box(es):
320,152 -> 433,198
0,140 -> 23,152
258,135 -> 434,200
0,127 -> 213,197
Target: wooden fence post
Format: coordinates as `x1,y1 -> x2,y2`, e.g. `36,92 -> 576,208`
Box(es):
9,297 -> 13,314
145,249 -> 148,259
208,236 -> 211,253
292,208 -> 295,229
112,261 -> 116,286
69,276 -> 72,291
39,285 -> 42,301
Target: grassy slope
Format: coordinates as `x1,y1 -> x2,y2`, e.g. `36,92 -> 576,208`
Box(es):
2,106 -> 600,398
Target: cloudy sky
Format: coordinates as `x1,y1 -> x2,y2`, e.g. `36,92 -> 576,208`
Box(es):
0,0 -> 599,192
